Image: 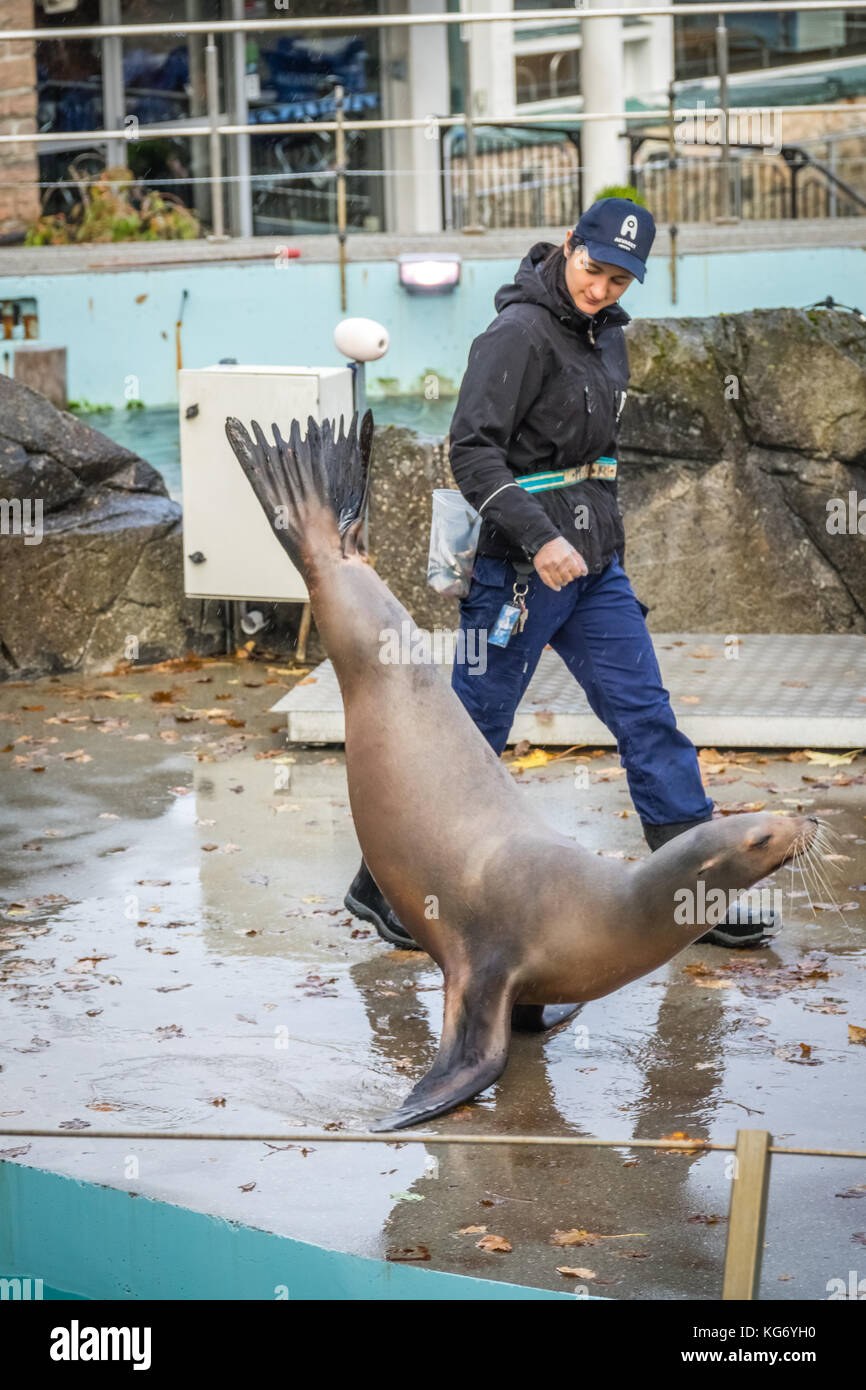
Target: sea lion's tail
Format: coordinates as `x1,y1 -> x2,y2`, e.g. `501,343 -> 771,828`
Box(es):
224,408 -> 374,578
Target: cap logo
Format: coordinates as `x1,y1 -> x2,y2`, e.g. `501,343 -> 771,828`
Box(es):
619,214 -> 639,244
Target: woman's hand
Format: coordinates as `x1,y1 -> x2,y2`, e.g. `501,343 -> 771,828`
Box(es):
532,536 -> 588,590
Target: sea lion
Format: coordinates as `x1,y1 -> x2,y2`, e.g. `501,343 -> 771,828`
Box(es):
223,409 -> 819,1132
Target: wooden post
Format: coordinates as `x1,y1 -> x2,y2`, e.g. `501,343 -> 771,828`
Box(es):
296,603 -> 312,664
722,1129 -> 773,1300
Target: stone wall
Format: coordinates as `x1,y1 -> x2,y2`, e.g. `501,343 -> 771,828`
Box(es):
0,1 -> 39,242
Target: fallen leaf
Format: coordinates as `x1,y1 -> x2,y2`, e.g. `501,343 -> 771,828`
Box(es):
802,749 -> 863,766
557,1266 -> 596,1278
657,1131 -> 707,1153
550,1229 -> 599,1247
476,1234 -> 512,1253
508,748 -> 552,773
155,1024 -> 184,1041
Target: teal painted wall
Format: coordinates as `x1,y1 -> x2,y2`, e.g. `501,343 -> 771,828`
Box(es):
0,245 -> 863,409
0,1160 -> 583,1301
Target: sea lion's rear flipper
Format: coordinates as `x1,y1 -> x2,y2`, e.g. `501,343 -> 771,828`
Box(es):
370,973 -> 516,1132
223,408 -> 374,578
511,1003 -> 583,1033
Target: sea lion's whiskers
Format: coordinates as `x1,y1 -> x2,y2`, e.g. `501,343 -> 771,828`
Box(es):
798,838 -> 856,931
803,848 -> 837,909
817,824 -> 844,851
789,844 -> 820,925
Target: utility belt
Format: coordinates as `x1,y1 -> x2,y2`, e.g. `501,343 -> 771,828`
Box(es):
514,457 -> 617,493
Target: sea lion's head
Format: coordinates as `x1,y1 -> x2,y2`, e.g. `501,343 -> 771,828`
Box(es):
687,811 -> 818,896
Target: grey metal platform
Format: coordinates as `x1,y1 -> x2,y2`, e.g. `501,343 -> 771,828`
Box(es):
271,633 -> 866,748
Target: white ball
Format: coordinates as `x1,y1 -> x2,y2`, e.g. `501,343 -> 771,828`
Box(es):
333,317 -> 390,362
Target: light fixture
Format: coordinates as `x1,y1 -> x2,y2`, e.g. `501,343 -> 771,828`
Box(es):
397,254 -> 461,295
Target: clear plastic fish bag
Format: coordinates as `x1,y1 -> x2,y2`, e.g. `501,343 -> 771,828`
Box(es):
427,488 -> 481,598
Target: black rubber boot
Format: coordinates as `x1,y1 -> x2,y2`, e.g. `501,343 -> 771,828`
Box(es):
641,817 -> 779,948
344,858 -> 422,950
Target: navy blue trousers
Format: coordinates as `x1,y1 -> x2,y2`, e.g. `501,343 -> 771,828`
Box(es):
450,553 -> 714,828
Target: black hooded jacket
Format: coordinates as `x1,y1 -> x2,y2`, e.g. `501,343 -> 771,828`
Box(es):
448,240 -> 631,573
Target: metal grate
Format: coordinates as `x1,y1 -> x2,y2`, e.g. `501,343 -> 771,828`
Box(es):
271,634 -> 866,748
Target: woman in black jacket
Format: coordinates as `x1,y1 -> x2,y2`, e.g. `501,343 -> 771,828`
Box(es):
345,198 -> 776,951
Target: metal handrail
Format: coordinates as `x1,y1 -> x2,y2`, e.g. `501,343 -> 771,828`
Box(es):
2,1126 -> 863,1300
1,104 -> 865,147
781,143 -> 866,215
0,1127 -> 864,1156
6,2 -> 866,40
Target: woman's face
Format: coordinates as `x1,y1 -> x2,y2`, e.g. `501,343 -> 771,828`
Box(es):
562,241 -> 635,315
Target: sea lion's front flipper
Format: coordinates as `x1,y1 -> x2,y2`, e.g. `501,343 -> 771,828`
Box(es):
370,971 -> 516,1132
511,1003 -> 583,1033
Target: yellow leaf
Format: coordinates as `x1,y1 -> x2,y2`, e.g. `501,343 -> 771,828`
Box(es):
802,748 -> 864,766
550,1229 -> 598,1247
508,748 -> 551,773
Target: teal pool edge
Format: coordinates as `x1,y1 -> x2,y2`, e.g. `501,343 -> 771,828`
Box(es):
0,1160 -> 589,1301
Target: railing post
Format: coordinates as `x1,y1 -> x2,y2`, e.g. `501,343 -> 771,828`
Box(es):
460,7 -> 483,234
722,1129 -> 773,1300
334,83 -> 347,312
205,30 -> 225,239
667,79 -> 678,303
715,14 -> 736,223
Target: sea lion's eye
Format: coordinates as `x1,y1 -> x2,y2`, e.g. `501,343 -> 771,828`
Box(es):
752,834 -> 771,849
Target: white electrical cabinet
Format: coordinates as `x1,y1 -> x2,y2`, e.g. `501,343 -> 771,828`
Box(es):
179,364 -> 356,601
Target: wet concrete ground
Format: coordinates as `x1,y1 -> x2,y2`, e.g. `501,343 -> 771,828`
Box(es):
1,654 -> 865,1300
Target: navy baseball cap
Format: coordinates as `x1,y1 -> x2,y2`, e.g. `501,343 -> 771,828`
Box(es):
574,197 -> 656,283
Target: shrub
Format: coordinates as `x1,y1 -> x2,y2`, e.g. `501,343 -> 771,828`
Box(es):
25,166 -> 201,245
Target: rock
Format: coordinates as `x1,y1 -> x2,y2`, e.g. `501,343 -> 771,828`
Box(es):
617,307 -> 866,632
0,373 -> 223,679
618,451 -> 866,633
731,307 -> 866,462
619,315 -> 745,461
